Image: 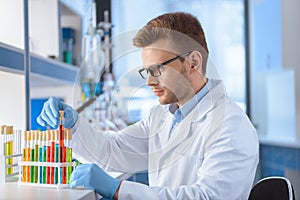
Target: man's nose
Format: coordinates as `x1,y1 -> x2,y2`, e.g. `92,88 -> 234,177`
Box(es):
146,74 -> 158,86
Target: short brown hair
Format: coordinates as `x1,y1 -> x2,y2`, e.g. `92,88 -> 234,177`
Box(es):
133,12 -> 209,74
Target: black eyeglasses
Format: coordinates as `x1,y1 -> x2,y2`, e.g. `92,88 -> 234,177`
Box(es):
138,51 -> 191,79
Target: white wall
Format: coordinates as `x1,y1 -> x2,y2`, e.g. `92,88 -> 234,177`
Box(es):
281,0 -> 300,139
0,71 -> 26,130
29,0 -> 60,58
0,0 -> 24,49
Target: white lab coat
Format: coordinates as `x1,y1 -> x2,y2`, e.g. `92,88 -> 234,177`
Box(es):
71,79 -> 259,200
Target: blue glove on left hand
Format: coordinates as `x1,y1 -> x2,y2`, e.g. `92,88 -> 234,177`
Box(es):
70,164 -> 121,200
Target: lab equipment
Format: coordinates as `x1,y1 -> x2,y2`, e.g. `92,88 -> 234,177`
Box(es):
30,131 -> 35,183
75,8 -> 128,132
50,130 -> 56,184
62,28 -> 75,65
59,111 -> 66,184
38,131 -> 43,184
70,163 -> 120,199
18,124 -> 75,189
0,125 -> 22,183
80,2 -> 105,105
46,130 -> 51,184
42,131 -> 46,183
65,129 -> 72,184
26,131 -> 31,182
22,131 -> 28,182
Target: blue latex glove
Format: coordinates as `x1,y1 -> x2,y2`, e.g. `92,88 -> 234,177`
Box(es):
70,164 -> 121,200
36,97 -> 78,129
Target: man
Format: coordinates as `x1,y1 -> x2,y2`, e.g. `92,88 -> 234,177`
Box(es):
37,12 -> 259,199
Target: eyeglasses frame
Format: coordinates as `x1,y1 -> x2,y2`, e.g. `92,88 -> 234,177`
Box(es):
138,51 -> 192,79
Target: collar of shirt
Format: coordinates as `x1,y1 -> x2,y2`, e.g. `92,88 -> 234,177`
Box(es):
168,79 -> 210,133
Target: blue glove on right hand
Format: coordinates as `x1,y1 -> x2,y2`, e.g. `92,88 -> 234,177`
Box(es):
37,97 -> 78,129
70,163 -> 121,199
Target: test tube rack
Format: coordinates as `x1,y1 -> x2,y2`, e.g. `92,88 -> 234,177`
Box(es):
18,128 -> 74,189
0,125 -> 22,183
18,161 -> 76,189
0,154 -> 22,183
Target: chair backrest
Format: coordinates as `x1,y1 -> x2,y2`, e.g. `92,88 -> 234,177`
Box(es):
248,176 -> 295,200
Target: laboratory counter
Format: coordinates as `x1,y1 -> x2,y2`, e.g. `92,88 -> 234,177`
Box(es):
0,172 -> 133,200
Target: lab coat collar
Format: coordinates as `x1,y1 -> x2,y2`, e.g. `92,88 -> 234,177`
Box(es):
168,79 -> 225,143
151,79 -> 226,171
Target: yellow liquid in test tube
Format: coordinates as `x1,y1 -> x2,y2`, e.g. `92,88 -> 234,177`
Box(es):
5,126 -> 14,175
22,131 -> 29,182
5,141 -> 12,174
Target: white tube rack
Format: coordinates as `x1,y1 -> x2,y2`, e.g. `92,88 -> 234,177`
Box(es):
18,161 -> 76,189
0,154 -> 22,183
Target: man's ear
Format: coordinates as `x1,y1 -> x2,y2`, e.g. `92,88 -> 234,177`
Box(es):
189,51 -> 202,71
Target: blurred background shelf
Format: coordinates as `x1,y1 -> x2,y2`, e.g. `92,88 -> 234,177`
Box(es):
0,42 -> 78,86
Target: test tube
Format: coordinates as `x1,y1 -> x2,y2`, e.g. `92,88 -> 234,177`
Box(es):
22,131 -> 29,182
14,129 -> 22,172
65,129 -> 72,184
58,111 -> 66,184
30,131 -> 35,183
46,130 -> 51,184
54,130 -> 59,184
5,126 -> 14,175
26,131 -> 31,182
0,125 -> 4,156
34,131 -> 39,183
42,131 -> 47,184
38,131 -> 43,184
50,130 -> 57,184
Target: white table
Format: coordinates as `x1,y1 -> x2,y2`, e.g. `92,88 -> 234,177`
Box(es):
0,172 -> 133,200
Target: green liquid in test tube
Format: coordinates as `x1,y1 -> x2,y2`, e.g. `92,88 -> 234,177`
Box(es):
30,131 -> 35,183
34,131 -> 39,183
65,129 -> 72,184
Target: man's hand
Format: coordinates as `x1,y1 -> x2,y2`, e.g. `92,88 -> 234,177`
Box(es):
70,163 -> 121,200
37,97 -> 78,129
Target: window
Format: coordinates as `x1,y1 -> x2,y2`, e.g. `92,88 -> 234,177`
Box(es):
250,0 -> 297,141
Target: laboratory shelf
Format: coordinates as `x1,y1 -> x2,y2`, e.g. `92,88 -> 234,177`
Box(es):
0,42 -> 79,85
0,42 -> 24,73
